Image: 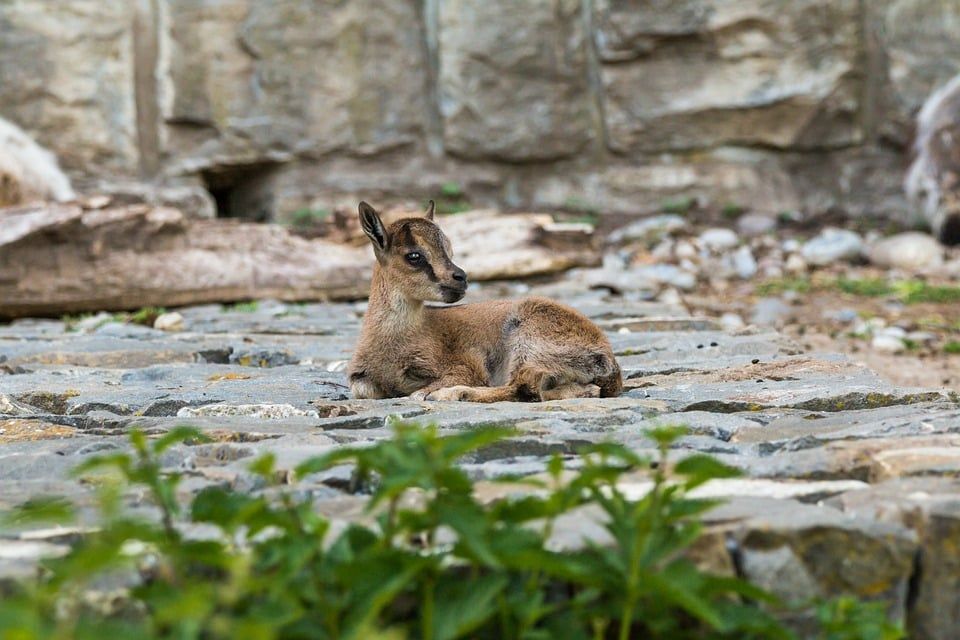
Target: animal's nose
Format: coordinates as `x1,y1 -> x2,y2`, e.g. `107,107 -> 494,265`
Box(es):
451,268 -> 467,283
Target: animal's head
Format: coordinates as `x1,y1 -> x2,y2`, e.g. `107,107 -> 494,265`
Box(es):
358,200 -> 468,303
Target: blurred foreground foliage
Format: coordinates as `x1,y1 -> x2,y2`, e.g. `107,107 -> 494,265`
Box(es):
0,424 -> 902,640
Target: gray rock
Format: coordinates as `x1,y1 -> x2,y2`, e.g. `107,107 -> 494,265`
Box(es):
607,215 -> 688,245
752,297 -> 793,326
800,228 -> 865,266
737,213 -> 777,237
829,479 -> 960,640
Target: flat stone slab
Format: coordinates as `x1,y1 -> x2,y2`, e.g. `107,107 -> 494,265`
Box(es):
1,293 -> 958,634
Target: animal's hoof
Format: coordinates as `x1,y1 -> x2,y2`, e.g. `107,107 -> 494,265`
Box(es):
426,386 -> 473,402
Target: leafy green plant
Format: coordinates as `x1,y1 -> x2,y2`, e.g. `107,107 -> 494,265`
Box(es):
835,278 -> 892,298
440,182 -> 463,198
943,341 -> 960,354
661,196 -> 695,215
721,203 -> 745,219
289,208 -> 332,227
222,301 -> 260,313
430,183 -> 473,215
0,424 -> 903,640
127,307 -> 167,327
755,277 -> 812,296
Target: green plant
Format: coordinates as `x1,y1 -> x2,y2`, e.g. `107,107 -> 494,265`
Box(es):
222,301 -> 260,313
440,182 -> 463,198
755,277 -> 812,296
289,208 -> 332,227
661,196 -> 695,215
892,280 -> 960,305
0,425 -> 902,640
431,183 -> 472,215
815,597 -> 904,640
721,203 -> 745,219
944,341 -> 960,354
835,278 -> 893,298
562,197 -> 600,216
127,307 -> 167,327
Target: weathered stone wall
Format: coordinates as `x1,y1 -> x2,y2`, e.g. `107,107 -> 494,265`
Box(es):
1,0 -> 959,221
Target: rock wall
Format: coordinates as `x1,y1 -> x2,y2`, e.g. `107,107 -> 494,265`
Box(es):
1,0 -> 959,221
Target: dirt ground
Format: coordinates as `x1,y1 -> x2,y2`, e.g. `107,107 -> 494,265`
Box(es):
686,284 -> 959,392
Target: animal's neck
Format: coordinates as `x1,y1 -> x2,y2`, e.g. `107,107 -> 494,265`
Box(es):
364,264 -> 425,334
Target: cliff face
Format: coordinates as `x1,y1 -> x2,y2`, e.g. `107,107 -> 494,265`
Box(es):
1,0 -> 958,220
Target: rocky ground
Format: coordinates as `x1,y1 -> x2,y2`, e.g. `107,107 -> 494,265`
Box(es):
2,258 -> 960,636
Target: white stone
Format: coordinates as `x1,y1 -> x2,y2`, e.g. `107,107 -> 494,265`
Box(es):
866,232 -> 944,271
782,238 -> 801,253
698,227 -> 740,252
872,334 -> 906,353
800,228 -> 864,266
674,240 -> 697,259
720,312 -> 746,330
784,254 -> 807,273
153,311 -> 184,332
177,404 -> 320,420
732,246 -> 758,279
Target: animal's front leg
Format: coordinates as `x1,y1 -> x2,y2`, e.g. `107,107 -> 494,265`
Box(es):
408,367 -> 483,401
426,385 -> 519,403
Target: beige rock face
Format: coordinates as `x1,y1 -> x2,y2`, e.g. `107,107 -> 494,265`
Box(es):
438,0 -> 594,161
595,0 -> 863,153
0,1 -> 139,177
0,0 -> 954,224
162,0 -> 430,171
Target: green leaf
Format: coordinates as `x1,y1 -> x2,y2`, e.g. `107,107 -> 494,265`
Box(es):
1,496 -> 75,528
431,573 -> 508,640
153,425 -> 209,452
674,454 -> 741,489
647,425 -> 688,448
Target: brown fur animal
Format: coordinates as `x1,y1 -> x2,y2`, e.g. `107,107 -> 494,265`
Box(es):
347,201 -> 622,402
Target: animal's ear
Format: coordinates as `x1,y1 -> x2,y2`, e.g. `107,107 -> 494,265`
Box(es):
425,199 -> 436,221
358,201 -> 388,251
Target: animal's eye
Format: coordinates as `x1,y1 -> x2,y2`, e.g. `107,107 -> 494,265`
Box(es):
405,252 -> 422,264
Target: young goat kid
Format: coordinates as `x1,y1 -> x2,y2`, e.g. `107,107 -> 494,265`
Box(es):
348,201 -> 622,402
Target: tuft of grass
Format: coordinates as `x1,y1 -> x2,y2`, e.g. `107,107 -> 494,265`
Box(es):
893,281 -> 960,305
944,341 -> 960,354
440,181 -> 463,198
721,203 -> 745,219
660,196 -> 695,215
222,300 -> 260,313
755,277 -> 812,296
562,196 -> 600,215
289,207 -> 332,227
835,278 -> 893,298
433,182 -> 472,215
126,306 -> 166,327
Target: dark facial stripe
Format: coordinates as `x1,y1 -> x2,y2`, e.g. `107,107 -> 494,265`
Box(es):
418,258 -> 438,282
